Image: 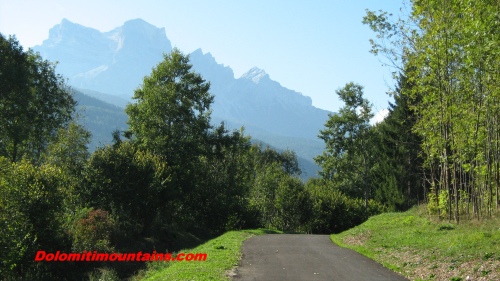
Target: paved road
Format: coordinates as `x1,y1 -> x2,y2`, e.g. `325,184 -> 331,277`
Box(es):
233,234 -> 408,281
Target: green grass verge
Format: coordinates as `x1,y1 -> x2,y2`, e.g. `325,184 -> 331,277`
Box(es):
135,229 -> 281,281
330,206 -> 500,281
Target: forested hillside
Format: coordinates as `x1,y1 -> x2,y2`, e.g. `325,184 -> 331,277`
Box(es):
73,91 -> 128,151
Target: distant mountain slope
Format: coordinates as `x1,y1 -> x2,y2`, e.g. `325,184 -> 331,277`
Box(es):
75,87 -> 130,108
211,116 -> 322,179
73,90 -> 128,151
34,19 -> 331,179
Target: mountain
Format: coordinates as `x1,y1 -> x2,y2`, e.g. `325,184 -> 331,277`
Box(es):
35,18 -> 172,97
189,49 -> 329,140
34,19 -> 331,179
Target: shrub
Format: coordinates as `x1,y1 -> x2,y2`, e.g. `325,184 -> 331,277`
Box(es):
306,179 -> 385,234
0,158 -> 71,279
69,208 -> 117,252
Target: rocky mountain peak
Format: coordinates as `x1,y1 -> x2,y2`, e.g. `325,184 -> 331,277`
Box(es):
189,48 -> 235,82
105,18 -> 171,52
43,18 -> 102,47
241,67 -> 269,84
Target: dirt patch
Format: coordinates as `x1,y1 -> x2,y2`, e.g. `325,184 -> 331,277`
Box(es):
226,267 -> 238,278
375,247 -> 500,281
342,230 -> 372,246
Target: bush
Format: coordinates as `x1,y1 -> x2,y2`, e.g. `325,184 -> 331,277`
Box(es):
80,141 -> 170,243
274,176 -> 312,232
306,179 -> 385,234
0,158 -> 71,279
69,208 -> 117,252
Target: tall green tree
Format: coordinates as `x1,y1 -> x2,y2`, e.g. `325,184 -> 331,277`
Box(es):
0,34 -> 75,163
125,48 -> 213,165
192,127 -> 258,233
315,82 -> 373,203
125,48 -> 215,214
369,72 -> 425,210
125,49 -> 262,235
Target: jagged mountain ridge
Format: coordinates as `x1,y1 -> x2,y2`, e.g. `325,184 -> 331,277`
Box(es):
35,18 -> 172,97
189,49 -> 329,140
34,18 -> 330,178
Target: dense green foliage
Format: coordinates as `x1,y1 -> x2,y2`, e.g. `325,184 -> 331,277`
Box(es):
363,0 -> 500,221
0,158 -> 74,279
369,73 -> 426,210
0,34 -> 75,163
306,179 -> 385,234
316,82 -> 374,201
312,79 -> 422,212
316,0 -> 499,220
80,141 -> 169,241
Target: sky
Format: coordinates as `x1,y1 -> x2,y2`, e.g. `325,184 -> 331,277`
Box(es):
0,0 -> 406,118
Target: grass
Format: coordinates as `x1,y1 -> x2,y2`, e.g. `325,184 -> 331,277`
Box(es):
330,205 -> 500,281
134,229 -> 281,281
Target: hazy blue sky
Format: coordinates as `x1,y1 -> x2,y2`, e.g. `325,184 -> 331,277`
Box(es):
0,0 -> 406,116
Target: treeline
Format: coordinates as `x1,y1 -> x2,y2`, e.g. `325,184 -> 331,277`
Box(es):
313,79 -> 426,213
320,0 -> 500,222
0,36 -> 383,280
359,0 -> 500,222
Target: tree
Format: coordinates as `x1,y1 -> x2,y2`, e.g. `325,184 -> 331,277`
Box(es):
43,122 -> 91,175
125,48 -> 213,166
190,127 -> 258,234
125,49 -> 215,214
0,34 -> 75,163
315,82 -> 373,204
369,72 -> 426,210
0,35 -> 30,162
274,176 -> 312,232
258,145 -> 301,176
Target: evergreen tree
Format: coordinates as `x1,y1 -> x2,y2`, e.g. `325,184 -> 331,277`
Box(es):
370,72 -> 425,210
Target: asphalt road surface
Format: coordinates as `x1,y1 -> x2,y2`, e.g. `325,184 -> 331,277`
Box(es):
233,234 -> 409,281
